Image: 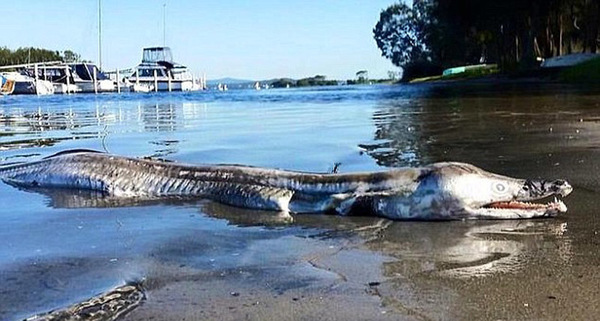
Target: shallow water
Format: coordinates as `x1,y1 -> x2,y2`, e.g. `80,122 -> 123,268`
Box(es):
1,84 -> 600,320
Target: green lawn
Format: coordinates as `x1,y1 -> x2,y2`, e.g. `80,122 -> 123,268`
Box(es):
559,57 -> 600,83
409,64 -> 499,83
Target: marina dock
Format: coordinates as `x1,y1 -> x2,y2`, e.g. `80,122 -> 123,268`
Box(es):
0,47 -> 207,96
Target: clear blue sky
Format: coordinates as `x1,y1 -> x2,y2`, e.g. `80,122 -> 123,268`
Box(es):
3,1 -> 400,80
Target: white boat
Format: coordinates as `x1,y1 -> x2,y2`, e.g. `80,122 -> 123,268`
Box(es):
26,63 -> 115,94
53,83 -> 79,94
68,63 -> 116,93
127,47 -> 200,92
1,72 -> 54,95
28,64 -> 77,94
132,83 -> 153,93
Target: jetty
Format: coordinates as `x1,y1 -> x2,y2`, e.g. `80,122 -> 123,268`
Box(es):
0,48 -> 207,96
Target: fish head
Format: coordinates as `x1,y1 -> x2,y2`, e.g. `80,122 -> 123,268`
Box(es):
426,162 -> 573,219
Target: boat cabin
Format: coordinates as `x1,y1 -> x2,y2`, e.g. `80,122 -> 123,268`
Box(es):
143,47 -> 174,63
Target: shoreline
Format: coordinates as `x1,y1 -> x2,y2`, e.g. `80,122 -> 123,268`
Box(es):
19,219 -> 412,321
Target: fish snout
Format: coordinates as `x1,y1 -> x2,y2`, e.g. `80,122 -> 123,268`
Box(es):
521,179 -> 573,199
553,180 -> 573,197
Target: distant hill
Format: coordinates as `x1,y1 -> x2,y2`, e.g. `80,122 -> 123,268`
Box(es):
206,75 -> 351,90
206,77 -> 254,86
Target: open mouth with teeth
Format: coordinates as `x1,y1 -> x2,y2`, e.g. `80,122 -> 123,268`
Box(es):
475,179 -> 573,218
484,197 -> 567,213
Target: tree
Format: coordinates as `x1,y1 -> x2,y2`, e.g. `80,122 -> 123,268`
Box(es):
374,0 -> 600,78
296,75 -> 336,87
373,2 -> 443,80
356,70 -> 368,83
373,3 -> 429,67
62,50 -> 81,63
0,47 -> 84,67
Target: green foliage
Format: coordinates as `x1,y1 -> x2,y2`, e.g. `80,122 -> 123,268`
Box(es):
355,70 -> 369,83
374,0 -> 600,81
62,50 -> 82,63
296,75 -> 337,87
401,60 -> 443,82
0,47 -> 84,66
270,78 -> 295,88
373,3 -> 430,68
269,76 -> 337,88
346,78 -> 394,85
559,57 -> 600,83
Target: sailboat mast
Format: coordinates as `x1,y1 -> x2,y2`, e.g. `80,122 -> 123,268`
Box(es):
163,3 -> 166,47
98,0 -> 103,69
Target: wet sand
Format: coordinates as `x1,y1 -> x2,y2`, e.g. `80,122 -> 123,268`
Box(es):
124,85 -> 600,320
2,84 -> 600,320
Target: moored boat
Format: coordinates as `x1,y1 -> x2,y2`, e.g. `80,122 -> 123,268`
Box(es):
1,71 -> 54,95
0,74 -> 15,95
127,47 -> 201,92
24,62 -> 115,94
68,63 -> 116,93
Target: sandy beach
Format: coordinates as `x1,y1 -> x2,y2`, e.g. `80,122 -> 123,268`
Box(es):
1,84 -> 599,321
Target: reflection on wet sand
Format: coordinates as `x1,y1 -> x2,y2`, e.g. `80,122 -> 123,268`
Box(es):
15,185 -> 577,320
3,86 -> 600,320
371,220 -> 571,278
349,219 -> 575,320
20,185 -> 573,280
361,88 -> 600,170
4,165 -> 578,321
17,186 -> 295,226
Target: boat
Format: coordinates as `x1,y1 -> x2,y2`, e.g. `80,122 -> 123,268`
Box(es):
0,62 -> 61,95
0,74 -> 15,95
27,64 -> 77,94
68,63 -> 116,93
442,64 -> 496,76
127,47 -> 201,92
541,53 -> 600,68
1,71 -> 54,95
132,83 -> 153,93
24,62 -> 115,93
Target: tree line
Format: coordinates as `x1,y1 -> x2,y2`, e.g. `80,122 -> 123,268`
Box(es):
374,0 -> 600,80
0,47 -> 85,66
270,75 -> 338,88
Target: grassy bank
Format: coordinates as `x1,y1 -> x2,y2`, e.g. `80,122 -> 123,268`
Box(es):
410,64 -> 499,83
559,57 -> 600,83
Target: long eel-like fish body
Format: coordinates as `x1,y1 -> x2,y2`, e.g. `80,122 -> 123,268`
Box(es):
0,150 -> 573,220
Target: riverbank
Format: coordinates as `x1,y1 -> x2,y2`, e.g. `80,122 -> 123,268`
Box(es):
1,86 -> 600,320
408,57 -> 600,85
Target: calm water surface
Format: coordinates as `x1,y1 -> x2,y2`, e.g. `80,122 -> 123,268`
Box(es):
1,84 -> 599,320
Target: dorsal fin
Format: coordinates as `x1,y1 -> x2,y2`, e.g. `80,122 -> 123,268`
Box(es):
43,149 -> 105,159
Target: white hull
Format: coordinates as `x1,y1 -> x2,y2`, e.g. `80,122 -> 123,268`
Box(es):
2,73 -> 54,95
74,80 -> 116,93
53,83 -> 78,94
131,78 -> 198,92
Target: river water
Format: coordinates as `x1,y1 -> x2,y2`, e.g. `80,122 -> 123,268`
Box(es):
1,84 -> 599,320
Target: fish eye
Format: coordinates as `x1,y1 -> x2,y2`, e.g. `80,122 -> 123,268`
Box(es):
493,182 -> 507,193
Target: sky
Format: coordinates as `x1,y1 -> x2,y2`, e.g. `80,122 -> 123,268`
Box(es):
3,1 -> 400,80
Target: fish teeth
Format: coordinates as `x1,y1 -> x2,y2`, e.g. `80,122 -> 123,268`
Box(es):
557,200 -> 567,212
